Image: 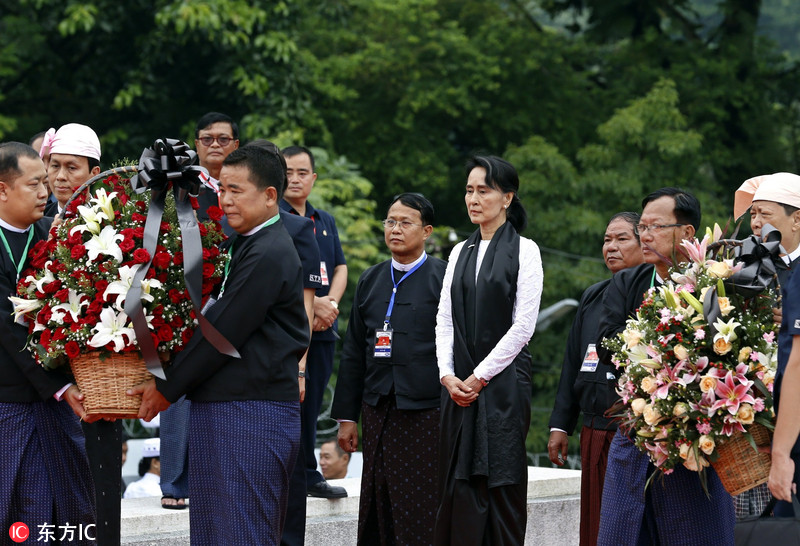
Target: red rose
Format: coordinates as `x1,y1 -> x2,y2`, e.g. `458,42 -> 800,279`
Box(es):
198,224 -> 208,237
157,272 -> 168,283
87,299 -> 103,316
202,281 -> 214,296
160,222 -> 171,232
133,227 -> 145,239
70,322 -> 82,332
202,262 -> 215,278
94,279 -> 108,295
52,328 -> 66,341
189,197 -> 199,210
170,315 -> 184,328
157,325 -> 174,342
54,288 -> 70,303
119,238 -> 135,253
40,329 -> 51,348
71,244 -> 87,259
173,252 -> 183,265
68,230 -> 84,245
64,341 -> 80,359
118,192 -> 129,206
168,289 -> 183,304
133,248 -> 151,264
153,252 -> 172,270
135,200 -> 146,211
206,206 -> 224,221
43,280 -> 62,294
132,213 -> 147,223
38,305 -> 52,324
181,328 -> 193,345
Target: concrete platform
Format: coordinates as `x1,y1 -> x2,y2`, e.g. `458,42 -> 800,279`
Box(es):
121,466 -> 580,545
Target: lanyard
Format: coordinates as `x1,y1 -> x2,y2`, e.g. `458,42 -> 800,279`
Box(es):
650,267 -> 657,288
0,227 -> 34,283
384,254 -> 427,330
218,215 -> 280,298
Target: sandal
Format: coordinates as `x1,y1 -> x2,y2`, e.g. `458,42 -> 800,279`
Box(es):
161,495 -> 187,510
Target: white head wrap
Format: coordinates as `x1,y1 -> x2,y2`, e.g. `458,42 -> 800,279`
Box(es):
39,123 -> 101,161
733,172 -> 800,219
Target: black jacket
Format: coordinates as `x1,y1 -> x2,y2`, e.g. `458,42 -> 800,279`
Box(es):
331,256 -> 446,421
157,219 -> 309,402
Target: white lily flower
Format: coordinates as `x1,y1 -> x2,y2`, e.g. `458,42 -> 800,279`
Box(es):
104,265 -> 140,310
88,308 -> 136,352
8,295 -> 42,320
85,225 -> 124,263
51,289 -> 89,323
75,204 -> 109,235
713,317 -> 741,343
32,261 -> 56,292
91,189 -> 117,220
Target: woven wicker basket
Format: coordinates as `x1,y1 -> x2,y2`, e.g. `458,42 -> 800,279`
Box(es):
70,352 -> 151,419
711,422 -> 772,496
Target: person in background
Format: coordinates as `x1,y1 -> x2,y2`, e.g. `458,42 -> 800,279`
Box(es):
124,438 -> 162,499
548,212 -> 643,546
0,142 -> 95,543
39,123 -> 101,218
596,188 -> 735,545
134,145 -> 309,545
435,156 -> 543,545
319,440 -> 351,481
334,192 -> 445,544
281,145 -> 348,500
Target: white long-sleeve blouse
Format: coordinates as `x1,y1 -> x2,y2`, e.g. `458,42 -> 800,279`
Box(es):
436,236 -> 544,382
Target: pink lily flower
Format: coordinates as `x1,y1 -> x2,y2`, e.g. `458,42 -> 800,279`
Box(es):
713,371 -> 755,415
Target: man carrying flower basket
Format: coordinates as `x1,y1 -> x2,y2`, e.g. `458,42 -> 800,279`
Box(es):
0,142 -> 95,542
133,145 -> 309,545
596,188 -> 737,545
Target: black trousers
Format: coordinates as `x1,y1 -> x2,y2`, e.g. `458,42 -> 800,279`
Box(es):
82,420 -> 122,546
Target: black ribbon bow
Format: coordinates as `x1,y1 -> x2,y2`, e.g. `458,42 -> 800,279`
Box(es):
125,138 -> 240,379
724,223 -> 782,299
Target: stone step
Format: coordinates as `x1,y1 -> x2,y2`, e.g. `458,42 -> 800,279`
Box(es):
121,467 -> 580,545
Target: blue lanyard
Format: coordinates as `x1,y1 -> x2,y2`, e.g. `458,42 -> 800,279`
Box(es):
384,254 -> 427,330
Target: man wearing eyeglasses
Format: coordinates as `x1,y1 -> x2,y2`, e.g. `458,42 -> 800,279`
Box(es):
332,193 -> 445,544
280,145 -> 349,500
194,112 -> 240,232
594,188 -> 736,545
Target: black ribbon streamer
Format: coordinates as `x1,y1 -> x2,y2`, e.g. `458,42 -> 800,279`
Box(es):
705,224 -> 782,340
124,138 -> 240,379
725,223 -> 782,299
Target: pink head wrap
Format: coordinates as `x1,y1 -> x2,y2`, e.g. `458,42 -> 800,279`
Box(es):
39,123 -> 101,162
733,172 -> 800,219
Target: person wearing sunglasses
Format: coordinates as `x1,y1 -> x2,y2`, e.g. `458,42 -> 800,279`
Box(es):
194,112 -> 240,234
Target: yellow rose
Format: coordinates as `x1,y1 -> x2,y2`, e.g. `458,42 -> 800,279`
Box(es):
699,375 -> 717,393
737,403 -> 755,425
643,404 -> 663,426
679,443 -> 691,459
699,434 -> 716,455
683,448 -> 709,472
763,371 -> 775,389
673,344 -> 689,361
631,398 -> 647,416
640,376 -> 658,394
718,297 -> 735,317
713,337 -> 733,355
699,286 -> 711,303
673,402 -> 689,419
708,260 -> 734,279
739,347 -> 752,363
623,328 -> 643,349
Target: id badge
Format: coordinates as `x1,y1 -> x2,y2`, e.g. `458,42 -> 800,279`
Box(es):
320,261 -> 330,286
201,297 -> 217,315
579,343 -> 599,372
374,328 -> 393,358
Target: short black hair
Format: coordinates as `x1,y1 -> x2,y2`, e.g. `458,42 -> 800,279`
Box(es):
138,456 -> 159,477
782,203 -> 799,216
243,139 -> 288,191
223,145 -> 285,197
608,211 -> 641,242
195,112 -> 239,140
389,192 -> 435,226
641,187 -> 701,231
28,131 -> 46,146
322,439 -> 349,459
0,142 -> 40,185
282,145 -> 315,171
